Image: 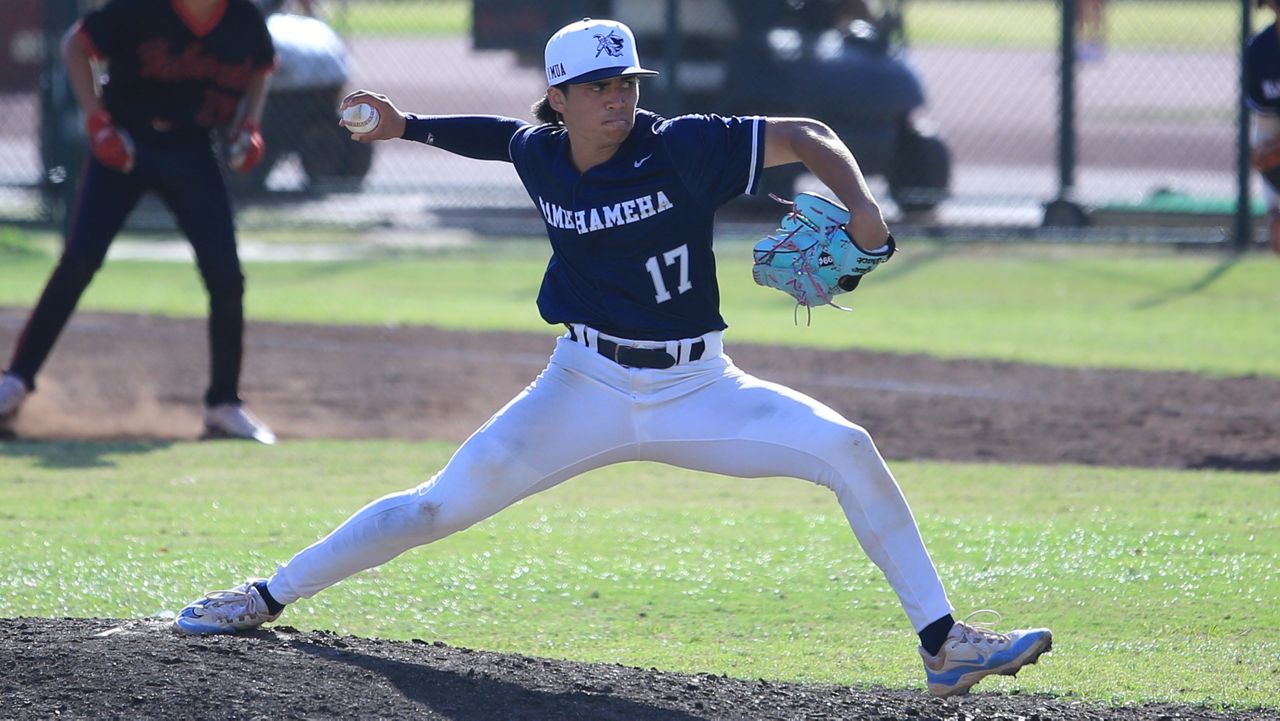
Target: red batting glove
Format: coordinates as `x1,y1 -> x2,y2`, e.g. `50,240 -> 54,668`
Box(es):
86,110 -> 135,173
227,121 -> 264,173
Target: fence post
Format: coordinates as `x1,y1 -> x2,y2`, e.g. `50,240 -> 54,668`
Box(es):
662,0 -> 682,112
39,0 -> 84,233
1044,0 -> 1086,226
1236,0 -> 1254,252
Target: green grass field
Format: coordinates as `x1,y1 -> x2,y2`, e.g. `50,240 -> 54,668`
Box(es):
334,0 -> 469,35
335,0 -> 1265,50
0,235 -> 1276,378
0,442 -> 1276,707
906,0 -> 1263,50
1,233 -> 1278,708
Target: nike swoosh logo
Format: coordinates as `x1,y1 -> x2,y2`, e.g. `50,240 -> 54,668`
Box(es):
634,153 -> 653,168
949,652 -> 988,668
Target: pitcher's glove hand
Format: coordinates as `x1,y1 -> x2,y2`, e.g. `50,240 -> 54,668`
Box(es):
1252,136 -> 1280,192
751,192 -> 895,317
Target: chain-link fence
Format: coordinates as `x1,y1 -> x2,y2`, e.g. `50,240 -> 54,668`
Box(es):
0,0 -> 1265,245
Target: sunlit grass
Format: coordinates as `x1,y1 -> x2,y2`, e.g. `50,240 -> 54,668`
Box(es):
332,0 -> 468,35
906,0 -> 1257,50
330,0 -> 1261,51
0,440 -> 1275,707
1,239 -> 1276,378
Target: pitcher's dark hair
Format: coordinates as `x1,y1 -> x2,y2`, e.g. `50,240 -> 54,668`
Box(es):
532,85 -> 567,125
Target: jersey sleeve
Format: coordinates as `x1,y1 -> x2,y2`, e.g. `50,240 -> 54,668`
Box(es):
401,115 -> 530,162
657,113 -> 766,205
77,0 -> 133,59
247,7 -> 276,71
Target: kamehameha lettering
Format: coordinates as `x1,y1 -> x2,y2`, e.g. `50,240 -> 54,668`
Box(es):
538,192 -> 674,234
595,30 -> 625,58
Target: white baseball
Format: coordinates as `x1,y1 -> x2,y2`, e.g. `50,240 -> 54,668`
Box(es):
342,103 -> 381,134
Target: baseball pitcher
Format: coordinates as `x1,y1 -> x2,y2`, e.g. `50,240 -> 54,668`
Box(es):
173,17 -> 1052,697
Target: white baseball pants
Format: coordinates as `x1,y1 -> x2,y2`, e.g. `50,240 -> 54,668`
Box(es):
266,330 -> 954,631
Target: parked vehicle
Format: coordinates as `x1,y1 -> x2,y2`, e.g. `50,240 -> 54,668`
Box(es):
228,7 -> 372,194
473,0 -> 950,213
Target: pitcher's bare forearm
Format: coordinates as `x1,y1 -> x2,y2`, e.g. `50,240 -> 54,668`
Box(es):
61,26 -> 102,116
763,118 -> 888,247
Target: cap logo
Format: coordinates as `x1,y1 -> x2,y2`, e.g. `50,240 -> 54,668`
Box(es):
544,19 -> 657,86
594,30 -> 625,58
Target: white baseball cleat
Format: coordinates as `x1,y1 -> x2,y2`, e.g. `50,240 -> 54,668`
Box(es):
919,610 -> 1053,697
0,372 -> 29,428
173,579 -> 281,635
203,402 -> 276,445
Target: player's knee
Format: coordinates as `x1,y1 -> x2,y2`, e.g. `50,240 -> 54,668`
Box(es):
388,470 -> 509,544
381,495 -> 451,541
809,422 -> 877,464
205,269 -> 245,294
365,486 -> 466,546
808,423 -> 895,490
54,251 -> 105,286
202,268 -> 245,306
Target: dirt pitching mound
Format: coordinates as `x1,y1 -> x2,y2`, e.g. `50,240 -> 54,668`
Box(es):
1,618 -> 1270,720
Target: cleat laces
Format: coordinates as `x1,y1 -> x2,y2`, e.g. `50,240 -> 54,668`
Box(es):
197,586 -> 267,623
946,609 -> 1011,652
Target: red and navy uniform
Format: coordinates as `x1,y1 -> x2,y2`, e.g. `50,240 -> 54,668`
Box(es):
6,0 -> 274,407
401,110 -> 765,341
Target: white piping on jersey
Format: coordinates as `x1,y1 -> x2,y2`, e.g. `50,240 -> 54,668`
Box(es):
538,191 -> 675,235
746,116 -> 762,195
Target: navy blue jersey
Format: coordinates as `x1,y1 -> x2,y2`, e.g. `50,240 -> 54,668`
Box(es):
77,0 -> 275,145
1247,23 -> 1280,114
404,110 -> 765,339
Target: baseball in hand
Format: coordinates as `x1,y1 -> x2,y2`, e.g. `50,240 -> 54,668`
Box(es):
342,103 -> 381,134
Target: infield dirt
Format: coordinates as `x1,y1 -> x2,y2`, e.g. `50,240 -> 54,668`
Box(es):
2,308 -> 1276,720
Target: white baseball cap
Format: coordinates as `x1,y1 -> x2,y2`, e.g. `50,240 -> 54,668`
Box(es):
544,18 -> 659,87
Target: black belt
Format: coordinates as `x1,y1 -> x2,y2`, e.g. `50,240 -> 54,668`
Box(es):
567,326 -> 705,369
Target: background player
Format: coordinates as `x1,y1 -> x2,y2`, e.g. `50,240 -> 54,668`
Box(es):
1247,0 -> 1280,255
0,0 -> 278,442
172,18 -> 1052,697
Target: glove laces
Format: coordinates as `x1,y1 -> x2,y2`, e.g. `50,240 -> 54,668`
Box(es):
757,194 -> 852,323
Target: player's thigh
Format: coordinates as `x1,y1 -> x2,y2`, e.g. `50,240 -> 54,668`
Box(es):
158,145 -> 240,273
420,349 -> 639,515
64,161 -> 147,263
640,366 -> 874,480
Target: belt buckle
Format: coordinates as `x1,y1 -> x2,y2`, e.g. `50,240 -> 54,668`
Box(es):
612,343 -> 624,365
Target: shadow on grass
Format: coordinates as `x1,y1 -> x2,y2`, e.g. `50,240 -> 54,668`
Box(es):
1189,454 -> 1280,473
0,439 -> 176,469
1132,254 -> 1239,310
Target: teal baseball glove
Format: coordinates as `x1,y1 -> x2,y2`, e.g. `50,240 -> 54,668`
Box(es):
751,192 -> 896,315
